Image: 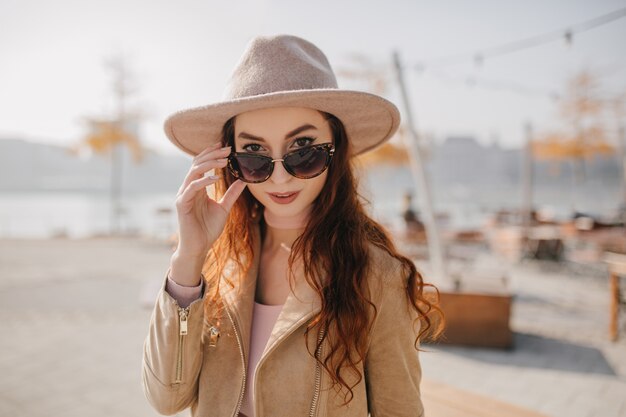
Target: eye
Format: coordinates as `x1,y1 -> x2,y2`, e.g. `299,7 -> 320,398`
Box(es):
293,136 -> 316,147
242,143 -> 264,152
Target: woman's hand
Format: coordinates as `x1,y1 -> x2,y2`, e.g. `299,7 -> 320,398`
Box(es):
174,142 -> 248,259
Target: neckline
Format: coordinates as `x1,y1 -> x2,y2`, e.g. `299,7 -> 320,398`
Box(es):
254,300 -> 285,308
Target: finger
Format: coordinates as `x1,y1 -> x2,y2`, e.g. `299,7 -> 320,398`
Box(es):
194,145 -> 232,166
179,175 -> 221,206
180,156 -> 229,193
185,145 -> 231,182
193,141 -> 223,161
189,159 -> 228,180
218,179 -> 248,213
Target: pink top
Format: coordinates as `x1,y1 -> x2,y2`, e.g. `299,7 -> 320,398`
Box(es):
238,301 -> 284,417
165,275 -> 204,308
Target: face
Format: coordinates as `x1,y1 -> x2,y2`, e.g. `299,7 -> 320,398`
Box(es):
233,106 -> 334,218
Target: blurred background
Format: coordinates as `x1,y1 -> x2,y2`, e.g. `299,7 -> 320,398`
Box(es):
1,1 -> 625,416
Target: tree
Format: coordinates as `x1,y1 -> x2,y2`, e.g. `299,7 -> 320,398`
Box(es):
68,51 -> 146,235
532,70 -> 617,181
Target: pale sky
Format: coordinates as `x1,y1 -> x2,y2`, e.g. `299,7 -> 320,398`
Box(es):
1,0 -> 625,156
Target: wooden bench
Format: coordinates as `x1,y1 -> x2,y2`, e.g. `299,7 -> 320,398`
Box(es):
421,379 -> 549,417
435,290 -> 513,349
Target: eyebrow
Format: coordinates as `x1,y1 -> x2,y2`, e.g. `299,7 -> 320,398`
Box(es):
237,124 -> 318,143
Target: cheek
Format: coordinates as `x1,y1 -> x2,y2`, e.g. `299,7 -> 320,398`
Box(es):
306,173 -> 328,199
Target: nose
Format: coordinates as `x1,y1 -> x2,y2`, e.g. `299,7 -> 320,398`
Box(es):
269,158 -> 292,184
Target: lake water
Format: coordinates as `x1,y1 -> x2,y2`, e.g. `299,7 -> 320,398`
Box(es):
0,192 -> 177,239
0,167 -> 621,238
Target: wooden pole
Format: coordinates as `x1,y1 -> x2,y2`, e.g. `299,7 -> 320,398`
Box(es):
610,271 -> 620,342
618,126 -> 626,229
521,122 -> 534,249
602,252 -> 625,342
392,51 -> 451,290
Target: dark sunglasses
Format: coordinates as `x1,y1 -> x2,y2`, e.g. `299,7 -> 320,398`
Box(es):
227,143 -> 335,183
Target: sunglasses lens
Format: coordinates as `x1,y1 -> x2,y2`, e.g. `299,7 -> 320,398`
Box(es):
229,145 -> 332,183
284,146 -> 329,178
230,154 -> 272,183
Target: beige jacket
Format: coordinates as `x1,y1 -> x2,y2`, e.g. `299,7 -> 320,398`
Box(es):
142,222 -> 425,417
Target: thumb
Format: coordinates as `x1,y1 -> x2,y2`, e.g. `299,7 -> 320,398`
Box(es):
218,179 -> 248,213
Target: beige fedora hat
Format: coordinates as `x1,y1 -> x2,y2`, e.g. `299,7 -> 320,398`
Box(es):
163,34 -> 401,157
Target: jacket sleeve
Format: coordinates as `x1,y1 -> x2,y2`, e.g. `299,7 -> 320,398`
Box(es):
142,267 -> 206,415
365,261 -> 425,417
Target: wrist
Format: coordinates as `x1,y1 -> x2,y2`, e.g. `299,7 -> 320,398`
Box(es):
174,245 -> 208,260
169,250 -> 206,287
172,248 -> 206,263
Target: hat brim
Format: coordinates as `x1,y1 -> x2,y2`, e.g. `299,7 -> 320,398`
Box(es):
163,89 -> 400,157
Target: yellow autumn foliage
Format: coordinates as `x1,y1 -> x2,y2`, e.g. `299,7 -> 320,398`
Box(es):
72,119 -> 144,163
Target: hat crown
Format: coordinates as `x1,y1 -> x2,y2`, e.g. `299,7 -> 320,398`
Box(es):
221,34 -> 339,100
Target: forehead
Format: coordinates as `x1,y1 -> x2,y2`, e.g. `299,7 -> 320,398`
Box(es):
234,106 -> 330,139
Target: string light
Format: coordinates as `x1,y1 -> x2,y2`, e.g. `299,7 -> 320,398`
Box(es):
338,63 -> 562,101
425,69 -> 562,101
410,6 -> 626,70
338,7 -> 625,100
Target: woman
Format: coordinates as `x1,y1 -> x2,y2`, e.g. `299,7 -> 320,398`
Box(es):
142,34 -> 443,417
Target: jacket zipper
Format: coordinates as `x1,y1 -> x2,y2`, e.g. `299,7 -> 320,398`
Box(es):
225,306 -> 246,417
175,305 -> 190,384
208,326 -> 220,347
309,325 -> 326,417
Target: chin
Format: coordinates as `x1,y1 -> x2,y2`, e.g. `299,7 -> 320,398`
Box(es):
263,199 -> 309,217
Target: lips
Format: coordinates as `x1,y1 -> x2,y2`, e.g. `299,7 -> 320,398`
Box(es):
267,191 -> 300,204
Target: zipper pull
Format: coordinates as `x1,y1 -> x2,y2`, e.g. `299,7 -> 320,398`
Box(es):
179,308 -> 189,335
208,326 -> 220,347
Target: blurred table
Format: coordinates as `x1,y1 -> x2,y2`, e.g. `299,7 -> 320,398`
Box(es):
603,252 -> 626,341
526,225 -> 564,261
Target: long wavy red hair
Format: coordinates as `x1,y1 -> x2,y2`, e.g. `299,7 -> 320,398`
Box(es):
199,110 -> 444,405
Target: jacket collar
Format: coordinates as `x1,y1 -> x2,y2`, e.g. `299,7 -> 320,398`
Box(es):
218,220 -> 323,361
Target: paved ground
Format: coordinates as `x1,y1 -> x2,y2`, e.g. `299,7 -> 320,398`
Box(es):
418,254 -> 626,417
0,237 -> 624,417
